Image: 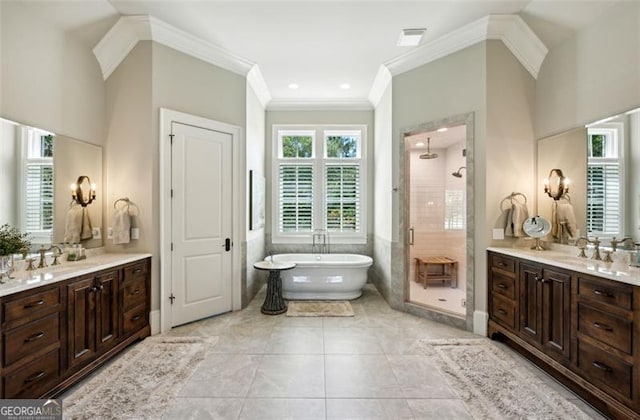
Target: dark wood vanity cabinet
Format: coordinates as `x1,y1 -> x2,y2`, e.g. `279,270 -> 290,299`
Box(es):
0,257 -> 150,399
488,251 -> 640,419
67,269 -> 120,369
518,263 -> 571,361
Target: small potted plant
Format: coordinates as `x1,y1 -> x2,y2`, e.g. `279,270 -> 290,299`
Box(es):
0,224 -> 31,277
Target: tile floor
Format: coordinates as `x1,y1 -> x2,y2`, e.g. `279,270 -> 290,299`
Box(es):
160,284 -> 603,419
408,280 -> 466,317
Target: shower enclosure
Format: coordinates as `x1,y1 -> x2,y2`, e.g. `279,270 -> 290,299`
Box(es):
405,123 -> 468,318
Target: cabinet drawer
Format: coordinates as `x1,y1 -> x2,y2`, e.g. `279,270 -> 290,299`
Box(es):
122,276 -> 147,310
3,288 -> 60,324
577,277 -> 632,310
490,254 -> 515,273
123,305 -> 147,335
577,340 -> 632,400
123,261 -> 148,283
578,303 -> 632,354
4,313 -> 59,367
4,349 -> 59,399
490,272 -> 516,300
490,294 -> 516,329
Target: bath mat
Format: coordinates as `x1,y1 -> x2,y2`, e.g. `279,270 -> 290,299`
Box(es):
418,338 -> 592,419
63,335 -> 218,419
286,301 -> 354,317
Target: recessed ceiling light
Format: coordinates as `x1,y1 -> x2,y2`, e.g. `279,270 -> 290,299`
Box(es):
340,83 -> 351,90
437,127 -> 448,132
416,142 -> 425,147
397,28 -> 426,47
288,83 -> 299,90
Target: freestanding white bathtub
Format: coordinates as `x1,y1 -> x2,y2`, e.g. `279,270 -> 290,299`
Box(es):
267,254 -> 373,300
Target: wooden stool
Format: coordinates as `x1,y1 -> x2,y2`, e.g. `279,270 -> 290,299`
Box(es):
414,256 -> 457,289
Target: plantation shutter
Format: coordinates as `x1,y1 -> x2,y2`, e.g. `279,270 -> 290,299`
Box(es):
279,164 -> 313,232
325,164 -> 360,232
587,163 -> 620,235
25,162 -> 54,233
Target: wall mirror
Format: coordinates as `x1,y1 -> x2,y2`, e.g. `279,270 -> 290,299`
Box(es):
537,107 -> 640,246
0,117 -> 103,250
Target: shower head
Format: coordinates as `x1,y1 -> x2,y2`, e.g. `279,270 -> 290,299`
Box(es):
452,166 -> 466,178
419,137 -> 438,159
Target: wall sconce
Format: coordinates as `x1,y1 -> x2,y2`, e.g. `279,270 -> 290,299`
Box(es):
543,169 -> 570,200
71,175 -> 97,207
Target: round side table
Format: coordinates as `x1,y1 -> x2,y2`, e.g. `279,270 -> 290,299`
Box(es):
253,260 -> 296,315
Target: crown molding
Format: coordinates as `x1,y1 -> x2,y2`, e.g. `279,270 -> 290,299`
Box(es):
368,65 -> 392,108
378,14 -> 547,85
246,65 -> 272,108
267,98 -> 373,112
93,15 -> 254,80
486,15 -> 548,79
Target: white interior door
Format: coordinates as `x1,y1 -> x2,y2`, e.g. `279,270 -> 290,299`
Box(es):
170,122 -> 232,326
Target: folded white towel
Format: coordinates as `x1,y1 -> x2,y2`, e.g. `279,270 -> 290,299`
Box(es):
80,208 -> 93,240
511,202 -> 529,237
558,202 -> 578,238
112,206 -> 131,245
64,203 -> 83,243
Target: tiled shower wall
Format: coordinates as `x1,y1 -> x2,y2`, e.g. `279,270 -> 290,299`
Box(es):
408,143 -> 467,294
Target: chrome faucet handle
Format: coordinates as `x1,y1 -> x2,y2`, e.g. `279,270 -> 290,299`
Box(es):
26,258 -> 37,272
37,245 -> 48,268
50,246 -> 63,266
576,237 -> 589,258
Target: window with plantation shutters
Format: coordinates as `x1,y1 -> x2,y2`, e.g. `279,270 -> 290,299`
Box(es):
586,125 -> 623,238
279,165 -> 313,232
273,125 -> 367,244
22,128 -> 54,245
325,164 -> 360,232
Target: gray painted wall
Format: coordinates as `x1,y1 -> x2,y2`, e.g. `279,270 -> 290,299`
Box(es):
535,1 -> 640,139
0,1 -> 107,145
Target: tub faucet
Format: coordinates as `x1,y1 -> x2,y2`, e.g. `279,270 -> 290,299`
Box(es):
312,229 -> 330,254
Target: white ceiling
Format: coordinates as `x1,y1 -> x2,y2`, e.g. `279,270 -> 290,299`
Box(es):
19,0 -> 622,102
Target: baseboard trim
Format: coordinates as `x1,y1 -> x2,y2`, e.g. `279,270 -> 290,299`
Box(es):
473,310 -> 489,336
150,309 -> 161,335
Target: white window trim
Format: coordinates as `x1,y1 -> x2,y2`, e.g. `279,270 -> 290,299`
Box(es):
272,124 -> 367,245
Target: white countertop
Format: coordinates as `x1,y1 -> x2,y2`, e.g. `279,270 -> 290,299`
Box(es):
488,246 -> 640,286
0,253 -> 151,298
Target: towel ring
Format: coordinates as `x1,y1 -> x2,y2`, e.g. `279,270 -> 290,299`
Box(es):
114,197 -> 131,209
500,192 -> 527,210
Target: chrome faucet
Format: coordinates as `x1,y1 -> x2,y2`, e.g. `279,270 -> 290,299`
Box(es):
589,237 -> 602,261
37,245 -> 48,269
312,229 -> 330,254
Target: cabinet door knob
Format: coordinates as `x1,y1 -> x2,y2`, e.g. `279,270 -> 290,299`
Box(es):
592,360 -> 612,372
497,283 -> 507,289
131,314 -> 141,322
133,268 -> 142,274
497,309 -> 507,315
593,322 -> 613,332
